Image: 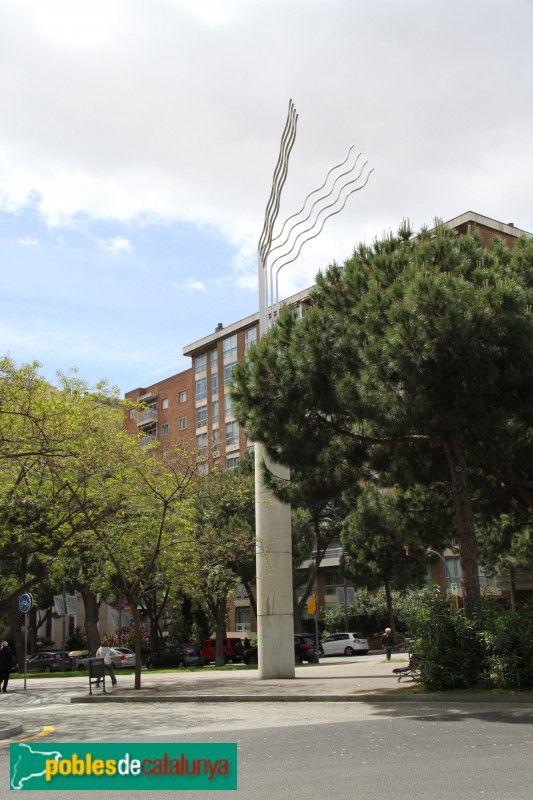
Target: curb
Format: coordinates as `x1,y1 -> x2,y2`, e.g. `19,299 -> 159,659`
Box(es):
0,719 -> 23,739
71,692 -> 533,705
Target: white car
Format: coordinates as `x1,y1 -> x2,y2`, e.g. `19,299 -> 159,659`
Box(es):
111,647 -> 136,669
77,647 -> 136,671
320,632 -> 369,657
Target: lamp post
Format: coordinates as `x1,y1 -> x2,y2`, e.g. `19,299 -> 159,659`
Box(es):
255,100 -> 372,678
426,548 -> 454,592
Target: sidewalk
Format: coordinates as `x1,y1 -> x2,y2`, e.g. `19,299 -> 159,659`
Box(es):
1,654 -> 531,719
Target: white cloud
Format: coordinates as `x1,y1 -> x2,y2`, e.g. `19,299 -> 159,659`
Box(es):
17,236 -> 39,247
96,236 -> 133,256
2,0 -> 533,298
160,0 -> 245,25
184,278 -> 206,292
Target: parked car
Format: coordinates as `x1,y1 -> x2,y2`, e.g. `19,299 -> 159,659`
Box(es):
294,634 -> 321,663
77,647 -> 136,671
243,636 -> 321,665
200,638 -> 244,664
320,632 -> 369,657
111,647 -> 136,668
146,644 -> 205,669
26,651 -> 73,673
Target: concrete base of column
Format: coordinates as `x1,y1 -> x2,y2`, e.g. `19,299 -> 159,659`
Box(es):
257,613 -> 295,679
255,443 -> 295,680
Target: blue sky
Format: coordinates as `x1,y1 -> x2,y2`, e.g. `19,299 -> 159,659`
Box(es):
2,0 -> 533,395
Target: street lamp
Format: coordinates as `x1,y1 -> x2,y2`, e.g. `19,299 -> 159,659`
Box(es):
426,548 -> 454,592
255,100 -> 372,679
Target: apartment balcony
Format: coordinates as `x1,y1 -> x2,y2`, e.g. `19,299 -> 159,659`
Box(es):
137,409 -> 158,427
299,546 -> 343,569
140,434 -> 158,449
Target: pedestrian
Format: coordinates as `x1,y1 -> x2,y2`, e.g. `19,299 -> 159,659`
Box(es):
0,641 -> 13,693
95,638 -> 118,688
243,637 -> 251,650
233,639 -> 243,662
381,627 -> 396,661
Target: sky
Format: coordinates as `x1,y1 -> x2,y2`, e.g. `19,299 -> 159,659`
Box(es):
1,0 -> 533,395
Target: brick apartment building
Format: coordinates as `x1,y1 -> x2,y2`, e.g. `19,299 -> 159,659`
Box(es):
124,212 -> 533,636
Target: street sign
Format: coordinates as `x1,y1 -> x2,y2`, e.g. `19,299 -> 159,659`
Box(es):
18,593 -> 33,614
450,582 -> 458,595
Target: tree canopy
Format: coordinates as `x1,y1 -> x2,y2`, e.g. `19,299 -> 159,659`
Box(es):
232,223 -> 533,616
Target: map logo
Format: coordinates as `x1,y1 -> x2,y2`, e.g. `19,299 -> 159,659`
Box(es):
10,742 -> 237,790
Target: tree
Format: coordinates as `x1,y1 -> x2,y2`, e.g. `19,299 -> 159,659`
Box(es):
60,437 -> 202,689
192,458 -> 255,666
232,224 -> 533,617
340,486 -> 429,631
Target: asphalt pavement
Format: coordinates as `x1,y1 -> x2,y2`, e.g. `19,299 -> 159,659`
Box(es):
1,653 -> 531,739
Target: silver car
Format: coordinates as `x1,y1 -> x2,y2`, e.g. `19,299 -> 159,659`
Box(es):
320,632 -> 369,657
77,647 -> 136,671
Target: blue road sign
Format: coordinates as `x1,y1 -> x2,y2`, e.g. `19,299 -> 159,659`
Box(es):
19,593 -> 33,614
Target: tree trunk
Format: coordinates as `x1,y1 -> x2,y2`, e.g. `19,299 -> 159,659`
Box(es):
7,600 -> 24,671
79,585 -> 101,654
444,436 -> 481,617
242,580 -> 257,620
215,597 -> 227,667
293,594 -> 303,633
384,580 -> 395,634
28,605 -> 39,655
509,566 -> 516,612
132,605 -> 143,690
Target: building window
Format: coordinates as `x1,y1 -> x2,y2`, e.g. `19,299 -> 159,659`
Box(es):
225,420 -> 239,447
236,607 -> 250,631
196,377 -> 207,401
196,433 -> 208,450
162,398 -> 169,410
224,361 -> 237,387
196,405 -> 207,429
224,394 -> 233,417
161,423 -> 169,436
179,417 -> 187,430
129,409 -> 136,420
195,353 -> 207,374
211,348 -> 218,369
212,428 -> 219,452
324,569 -> 344,596
245,327 -> 257,351
212,373 -> 218,396
179,391 -> 187,403
226,453 -> 240,470
444,556 -> 461,580
223,334 -> 237,359
212,400 -> 219,425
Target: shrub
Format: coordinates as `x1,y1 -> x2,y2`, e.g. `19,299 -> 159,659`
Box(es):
410,591 -> 487,691
484,601 -> 533,690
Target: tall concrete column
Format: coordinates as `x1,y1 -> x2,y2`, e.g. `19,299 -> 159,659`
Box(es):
253,99 -> 371,678
255,443 -> 295,679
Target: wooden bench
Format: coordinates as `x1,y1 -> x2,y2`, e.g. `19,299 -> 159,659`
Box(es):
392,654 -> 420,682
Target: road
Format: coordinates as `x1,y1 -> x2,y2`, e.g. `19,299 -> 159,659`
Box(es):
2,697 -> 532,799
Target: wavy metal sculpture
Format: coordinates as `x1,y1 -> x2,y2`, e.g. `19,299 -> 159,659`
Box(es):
258,100 -> 373,333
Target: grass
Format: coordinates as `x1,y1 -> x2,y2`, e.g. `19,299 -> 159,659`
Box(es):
10,663 -> 260,678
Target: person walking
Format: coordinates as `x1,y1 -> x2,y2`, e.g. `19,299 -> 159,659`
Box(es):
381,627 -> 396,661
0,641 -> 14,693
95,638 -> 118,688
